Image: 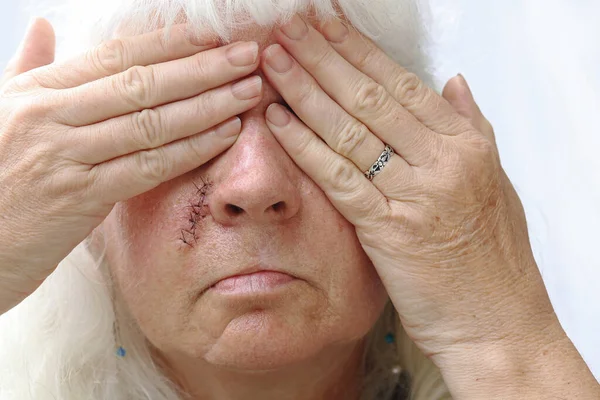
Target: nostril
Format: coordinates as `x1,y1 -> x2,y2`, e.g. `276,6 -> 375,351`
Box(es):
272,202 -> 285,212
226,204 -> 244,215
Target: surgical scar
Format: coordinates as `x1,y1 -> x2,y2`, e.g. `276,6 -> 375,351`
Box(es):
179,177 -> 213,248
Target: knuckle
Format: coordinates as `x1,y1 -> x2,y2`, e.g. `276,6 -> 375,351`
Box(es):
134,148 -> 171,181
448,116 -> 471,135
290,129 -> 314,160
191,51 -> 212,77
354,81 -> 388,114
2,72 -> 40,94
120,65 -> 155,109
305,46 -> 331,70
326,157 -> 360,192
132,108 -> 164,149
336,121 -> 369,158
90,39 -> 127,75
477,135 -> 496,156
472,137 -> 498,166
354,45 -> 378,71
155,31 -> 171,55
7,107 -> 31,130
9,95 -> 53,125
294,82 -> 316,110
461,130 -> 496,160
185,134 -> 208,160
193,89 -> 216,118
443,144 -> 493,194
394,72 -> 426,104
1,76 -> 22,95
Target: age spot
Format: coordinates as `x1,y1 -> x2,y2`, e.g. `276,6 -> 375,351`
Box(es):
179,177 -> 214,248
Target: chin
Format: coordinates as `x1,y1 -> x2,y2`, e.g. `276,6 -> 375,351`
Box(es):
200,309 -> 335,371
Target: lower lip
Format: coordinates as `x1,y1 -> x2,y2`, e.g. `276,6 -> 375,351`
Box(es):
211,271 -> 296,294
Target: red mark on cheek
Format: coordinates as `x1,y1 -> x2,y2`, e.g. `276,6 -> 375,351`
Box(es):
179,177 -> 213,248
338,219 -> 346,233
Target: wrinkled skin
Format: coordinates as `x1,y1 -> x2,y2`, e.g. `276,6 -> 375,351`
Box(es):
4,12 -> 598,400
257,14 -> 597,398
100,89 -> 389,369
99,19 -> 389,400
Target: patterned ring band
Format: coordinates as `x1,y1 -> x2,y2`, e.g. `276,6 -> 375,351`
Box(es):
364,144 -> 395,181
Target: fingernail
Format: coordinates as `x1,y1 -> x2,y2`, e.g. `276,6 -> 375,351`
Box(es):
265,44 -> 293,73
266,104 -> 291,127
216,117 -> 241,138
280,15 -> 308,40
321,19 -> 349,43
231,75 -> 262,100
226,41 -> 259,67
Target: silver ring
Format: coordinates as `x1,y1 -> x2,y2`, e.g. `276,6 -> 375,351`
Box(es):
364,144 -> 394,181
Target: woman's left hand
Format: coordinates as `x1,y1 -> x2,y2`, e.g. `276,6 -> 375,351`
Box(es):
261,14 -> 565,386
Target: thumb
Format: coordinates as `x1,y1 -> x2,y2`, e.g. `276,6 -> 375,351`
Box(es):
442,73 -> 496,144
1,17 -> 56,86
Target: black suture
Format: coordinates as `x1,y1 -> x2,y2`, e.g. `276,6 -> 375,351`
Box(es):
179,178 -> 213,247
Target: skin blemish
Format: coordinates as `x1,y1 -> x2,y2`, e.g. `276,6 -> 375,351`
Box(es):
179,177 -> 214,248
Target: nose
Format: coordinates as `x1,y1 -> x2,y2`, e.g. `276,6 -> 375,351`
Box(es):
208,103 -> 302,226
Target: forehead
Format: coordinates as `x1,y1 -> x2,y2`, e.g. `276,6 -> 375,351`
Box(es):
186,12 -> 345,51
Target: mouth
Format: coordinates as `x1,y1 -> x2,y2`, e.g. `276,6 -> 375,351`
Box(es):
204,265 -> 299,296
210,270 -> 297,294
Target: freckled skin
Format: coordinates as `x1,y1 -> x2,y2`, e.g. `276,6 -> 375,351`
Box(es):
99,17 -> 389,399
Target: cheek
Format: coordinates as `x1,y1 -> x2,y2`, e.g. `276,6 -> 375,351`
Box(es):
108,200 -> 165,262
106,184 -> 188,267
102,197 -> 192,330
109,252 -> 194,349
307,211 -> 389,330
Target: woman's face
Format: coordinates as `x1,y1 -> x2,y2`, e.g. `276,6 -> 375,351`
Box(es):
101,21 -> 389,371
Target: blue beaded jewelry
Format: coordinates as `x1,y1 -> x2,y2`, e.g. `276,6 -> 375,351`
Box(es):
385,332 -> 395,344
116,346 -> 126,357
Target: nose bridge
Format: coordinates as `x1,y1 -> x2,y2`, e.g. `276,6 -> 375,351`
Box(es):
208,100 -> 302,225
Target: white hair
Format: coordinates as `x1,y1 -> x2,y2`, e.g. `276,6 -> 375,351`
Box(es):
0,0 -> 453,398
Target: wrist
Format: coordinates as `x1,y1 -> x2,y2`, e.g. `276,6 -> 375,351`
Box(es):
434,321 -> 600,399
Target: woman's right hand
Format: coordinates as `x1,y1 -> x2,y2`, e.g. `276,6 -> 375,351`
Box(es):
0,18 -> 262,314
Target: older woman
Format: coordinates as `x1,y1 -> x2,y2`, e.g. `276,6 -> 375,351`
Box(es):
0,0 -> 598,399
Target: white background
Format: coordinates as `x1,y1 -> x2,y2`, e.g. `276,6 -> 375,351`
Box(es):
1,0 -> 598,381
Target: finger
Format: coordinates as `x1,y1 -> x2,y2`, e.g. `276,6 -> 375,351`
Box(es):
317,18 -> 470,136
22,23 -> 218,90
272,15 -> 439,166
63,76 -> 262,164
265,103 -> 392,229
88,117 -> 241,206
0,17 -> 55,87
56,41 -> 259,126
262,43 -> 401,172
442,74 -> 497,144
